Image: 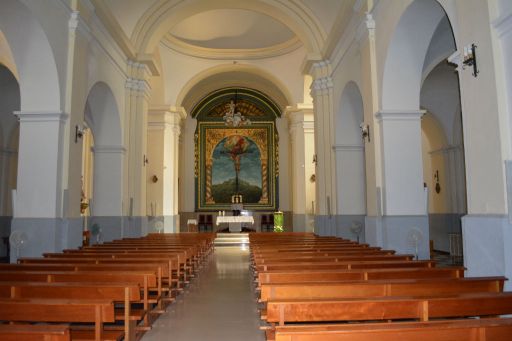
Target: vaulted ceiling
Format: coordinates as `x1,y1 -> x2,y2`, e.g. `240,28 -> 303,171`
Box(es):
101,0 -> 353,57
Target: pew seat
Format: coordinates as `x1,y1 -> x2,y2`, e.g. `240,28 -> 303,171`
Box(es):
264,292 -> 512,325
266,317 -> 512,341
259,276 -> 505,302
0,298 -> 120,341
0,324 -> 71,341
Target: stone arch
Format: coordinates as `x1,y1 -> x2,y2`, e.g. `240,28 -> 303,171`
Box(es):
177,64 -> 293,114
333,81 -> 366,240
0,0 -> 60,111
381,0 -> 452,110
132,0 -> 325,56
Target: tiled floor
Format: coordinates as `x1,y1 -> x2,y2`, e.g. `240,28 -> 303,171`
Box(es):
141,246 -> 265,341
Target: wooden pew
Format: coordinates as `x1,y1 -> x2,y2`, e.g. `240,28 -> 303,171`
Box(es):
254,260 -> 435,273
264,292 -> 512,325
11,260 -> 176,296
33,253 -> 186,284
0,298 -> 119,341
268,318 -> 512,341
0,270 -> 157,328
253,255 -> 414,266
0,281 -> 142,340
259,277 -> 505,302
0,324 -> 71,341
256,267 -> 464,286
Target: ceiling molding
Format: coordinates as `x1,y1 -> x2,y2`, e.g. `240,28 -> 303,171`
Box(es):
161,34 -> 303,60
322,0 -> 358,60
132,0 -> 326,56
90,0 -> 136,59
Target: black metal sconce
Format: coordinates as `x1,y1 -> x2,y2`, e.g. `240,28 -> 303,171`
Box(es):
434,170 -> 441,194
75,124 -> 87,143
462,43 -> 478,77
360,123 -> 370,143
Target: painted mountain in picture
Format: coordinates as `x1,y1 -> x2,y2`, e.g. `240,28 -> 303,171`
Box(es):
211,135 -> 262,203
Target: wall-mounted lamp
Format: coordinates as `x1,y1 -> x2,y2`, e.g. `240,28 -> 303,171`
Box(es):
462,43 -> 478,77
143,154 -> 149,166
360,123 -> 370,143
312,154 -> 317,165
434,170 -> 441,194
75,124 -> 88,143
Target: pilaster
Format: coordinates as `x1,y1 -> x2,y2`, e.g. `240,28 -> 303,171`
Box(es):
286,105 -> 315,232
308,61 -> 336,233
147,107 -> 186,233
125,61 -> 152,217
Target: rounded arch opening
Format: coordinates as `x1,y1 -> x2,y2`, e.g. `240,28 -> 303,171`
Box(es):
334,81 -> 366,240
0,0 -> 60,112
381,0 -> 450,110
178,64 -> 293,114
82,82 -> 123,220
0,62 -> 19,259
0,63 -> 19,212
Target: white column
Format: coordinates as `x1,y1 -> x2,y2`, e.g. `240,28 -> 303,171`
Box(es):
9,112 -> 67,261
14,111 -> 67,217
376,110 -> 429,259
287,106 -> 315,232
309,61 -> 336,235
147,107 -> 185,233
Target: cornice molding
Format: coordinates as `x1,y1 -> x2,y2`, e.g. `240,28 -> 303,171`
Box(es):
429,144 -> 463,155
332,144 -> 364,151
14,111 -> 68,123
375,110 -> 425,121
161,34 -> 303,60
91,145 -> 127,154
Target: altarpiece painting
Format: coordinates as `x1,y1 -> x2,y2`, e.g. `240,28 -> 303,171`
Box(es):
193,88 -> 280,211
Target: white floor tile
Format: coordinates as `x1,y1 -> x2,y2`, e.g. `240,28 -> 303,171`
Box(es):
141,246 -> 265,341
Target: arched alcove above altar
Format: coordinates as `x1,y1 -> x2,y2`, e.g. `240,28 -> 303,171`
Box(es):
194,87 -> 280,211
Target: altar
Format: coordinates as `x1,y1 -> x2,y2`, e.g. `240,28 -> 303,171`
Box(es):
215,216 -> 254,233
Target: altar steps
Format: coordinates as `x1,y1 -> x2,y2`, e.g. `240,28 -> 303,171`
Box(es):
214,233 -> 250,246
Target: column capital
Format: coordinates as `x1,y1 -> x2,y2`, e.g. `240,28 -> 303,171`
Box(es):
14,111 -> 68,123
68,10 -> 91,41
148,106 -> 186,130
355,13 -> 376,45
376,109 -> 425,122
91,145 -> 126,154
285,104 -> 315,133
311,76 -> 334,96
306,60 -> 332,79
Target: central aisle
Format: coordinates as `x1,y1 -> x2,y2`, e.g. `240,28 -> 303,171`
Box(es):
141,246 -> 265,341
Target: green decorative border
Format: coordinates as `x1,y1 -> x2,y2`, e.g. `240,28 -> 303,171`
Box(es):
195,121 -> 279,211
191,87 -> 281,121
